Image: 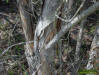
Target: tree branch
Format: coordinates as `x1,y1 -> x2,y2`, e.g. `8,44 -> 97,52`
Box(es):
75,19 -> 86,62
0,40 -> 34,57
45,1 -> 99,50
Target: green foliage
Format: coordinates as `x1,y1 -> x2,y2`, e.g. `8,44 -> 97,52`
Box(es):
0,49 -> 2,54
23,71 -> 28,75
22,64 -> 28,75
90,26 -> 95,33
15,46 -> 23,51
87,26 -> 96,34
8,70 -> 14,75
22,64 -> 25,71
6,0 -> 9,3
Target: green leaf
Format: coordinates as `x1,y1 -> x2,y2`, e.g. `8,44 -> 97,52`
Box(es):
8,70 -> 14,75
23,71 -> 28,75
6,0 -> 9,3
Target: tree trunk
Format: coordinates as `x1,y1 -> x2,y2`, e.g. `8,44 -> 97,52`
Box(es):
86,21 -> 99,75
17,0 -> 35,74
18,0 -> 62,75
34,0 -> 62,74
17,0 -> 99,75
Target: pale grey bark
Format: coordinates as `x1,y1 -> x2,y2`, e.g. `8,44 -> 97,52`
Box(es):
75,19 -> 86,61
33,0 -> 62,75
35,0 -> 61,37
45,1 -> 99,50
86,21 -> 99,75
68,0 -> 74,9
34,1 -> 99,75
17,0 -> 99,75
17,0 -> 36,74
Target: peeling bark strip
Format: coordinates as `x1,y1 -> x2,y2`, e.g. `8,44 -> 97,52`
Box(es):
18,0 -> 34,55
17,0 -> 99,75
17,0 -> 35,74
35,0 -> 61,37
33,0 -> 62,75
45,1 -> 99,50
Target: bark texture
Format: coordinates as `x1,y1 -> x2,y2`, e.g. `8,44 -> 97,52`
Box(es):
17,0 -> 35,74
17,0 -> 99,75
86,21 -> 99,75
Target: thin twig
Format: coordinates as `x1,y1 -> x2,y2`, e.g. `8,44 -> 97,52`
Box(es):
45,1 -> 99,50
0,40 -> 34,57
69,0 -> 86,22
0,12 -> 11,17
12,18 -> 20,33
55,0 -> 86,22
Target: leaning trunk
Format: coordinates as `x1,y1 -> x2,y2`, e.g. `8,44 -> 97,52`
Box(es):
17,0 -> 35,74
